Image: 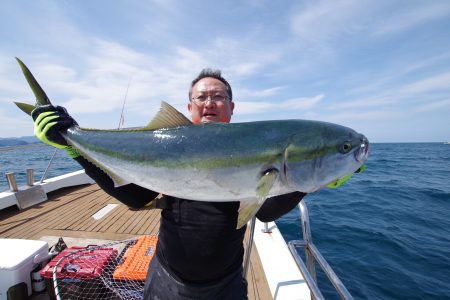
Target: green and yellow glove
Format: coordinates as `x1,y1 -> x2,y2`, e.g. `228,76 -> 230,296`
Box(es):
327,165 -> 366,188
31,105 -> 80,158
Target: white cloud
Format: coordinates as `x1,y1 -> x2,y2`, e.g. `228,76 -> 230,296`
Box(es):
173,47 -> 208,71
372,2 -> 450,36
235,101 -> 275,115
237,87 -> 284,99
235,94 -> 323,115
289,0 -> 450,64
0,107 -> 31,130
329,70 -> 450,111
347,53 -> 450,96
415,98 -> 450,113
232,63 -> 261,77
325,110 -> 403,123
290,0 -> 369,45
208,37 -> 282,78
280,95 -> 324,110
6,34 -> 280,121
397,72 -> 450,96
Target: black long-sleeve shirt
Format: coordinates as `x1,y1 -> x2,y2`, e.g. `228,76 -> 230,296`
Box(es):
75,156 -> 305,283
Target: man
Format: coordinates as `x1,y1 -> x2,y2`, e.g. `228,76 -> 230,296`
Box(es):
32,69 -> 305,299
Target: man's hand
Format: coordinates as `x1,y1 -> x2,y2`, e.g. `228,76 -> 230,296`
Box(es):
31,105 -> 80,158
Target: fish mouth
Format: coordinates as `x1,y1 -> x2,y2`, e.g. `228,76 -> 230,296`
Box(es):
355,135 -> 369,163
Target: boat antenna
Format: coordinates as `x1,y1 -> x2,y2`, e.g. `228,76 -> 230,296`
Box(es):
118,77 -> 132,129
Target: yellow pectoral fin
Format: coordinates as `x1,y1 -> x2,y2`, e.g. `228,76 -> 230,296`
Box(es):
237,201 -> 261,229
256,168 -> 278,202
236,168 -> 279,229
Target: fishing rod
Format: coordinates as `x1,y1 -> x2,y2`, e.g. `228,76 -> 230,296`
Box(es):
118,77 -> 132,129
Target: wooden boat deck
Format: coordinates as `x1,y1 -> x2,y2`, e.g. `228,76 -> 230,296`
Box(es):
0,184 -> 272,299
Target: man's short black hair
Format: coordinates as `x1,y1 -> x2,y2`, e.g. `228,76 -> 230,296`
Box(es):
189,68 -> 233,101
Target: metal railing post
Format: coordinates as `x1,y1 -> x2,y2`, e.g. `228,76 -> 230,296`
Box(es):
299,201 -> 317,283
287,200 -> 354,300
26,169 -> 34,186
262,222 -> 271,233
6,172 -> 18,192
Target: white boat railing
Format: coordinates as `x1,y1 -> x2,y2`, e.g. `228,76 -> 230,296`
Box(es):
287,201 -> 354,300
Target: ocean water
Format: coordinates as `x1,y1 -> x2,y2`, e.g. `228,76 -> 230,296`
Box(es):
0,143 -> 81,190
1,143 -> 449,299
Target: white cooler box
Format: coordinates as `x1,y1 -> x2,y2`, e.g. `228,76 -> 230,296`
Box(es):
0,239 -> 49,299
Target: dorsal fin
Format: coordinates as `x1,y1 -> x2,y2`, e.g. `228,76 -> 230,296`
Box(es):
144,101 -> 192,130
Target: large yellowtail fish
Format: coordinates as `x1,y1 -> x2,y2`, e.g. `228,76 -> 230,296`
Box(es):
14,58 -> 369,228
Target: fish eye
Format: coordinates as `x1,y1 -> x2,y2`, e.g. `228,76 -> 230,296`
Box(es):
340,142 -> 352,153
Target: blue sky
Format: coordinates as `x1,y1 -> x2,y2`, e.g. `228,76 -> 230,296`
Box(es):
1,0 -> 449,142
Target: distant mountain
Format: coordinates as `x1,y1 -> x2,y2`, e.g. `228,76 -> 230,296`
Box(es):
0,136 -> 41,147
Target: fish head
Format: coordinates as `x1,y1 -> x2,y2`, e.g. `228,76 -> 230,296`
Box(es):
283,122 -> 369,193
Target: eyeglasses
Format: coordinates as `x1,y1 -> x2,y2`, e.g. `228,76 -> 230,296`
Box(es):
191,95 -> 229,104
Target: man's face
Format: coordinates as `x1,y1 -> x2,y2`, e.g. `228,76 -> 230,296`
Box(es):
188,77 -> 234,124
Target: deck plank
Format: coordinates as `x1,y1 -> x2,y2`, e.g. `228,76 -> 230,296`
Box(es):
87,201 -> 124,232
69,192 -> 112,231
54,190 -> 106,230
1,191 -> 97,238
0,185 -> 94,234
138,209 -> 161,235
